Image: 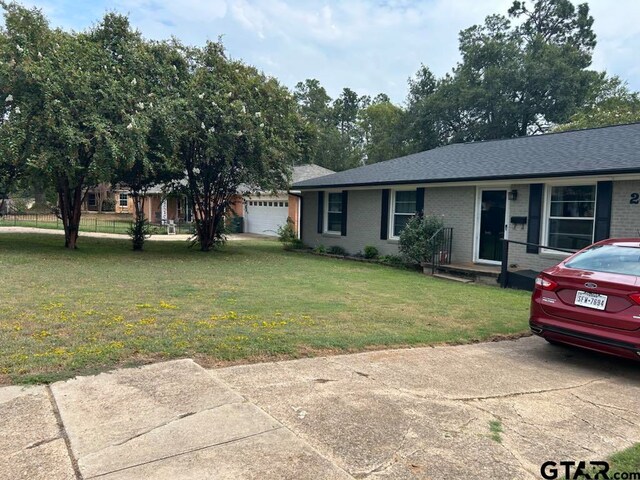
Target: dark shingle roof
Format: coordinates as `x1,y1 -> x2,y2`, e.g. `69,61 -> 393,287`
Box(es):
292,123 -> 640,189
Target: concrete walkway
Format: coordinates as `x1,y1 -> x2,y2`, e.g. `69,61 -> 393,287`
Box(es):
2,337 -> 639,479
0,226 -> 270,242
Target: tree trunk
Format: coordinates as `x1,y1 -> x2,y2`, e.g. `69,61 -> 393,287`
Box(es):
58,181 -> 84,249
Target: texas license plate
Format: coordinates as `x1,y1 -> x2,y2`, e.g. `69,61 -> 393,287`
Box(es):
575,290 -> 608,310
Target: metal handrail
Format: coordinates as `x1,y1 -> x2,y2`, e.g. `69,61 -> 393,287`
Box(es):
499,238 -> 576,288
427,227 -> 453,275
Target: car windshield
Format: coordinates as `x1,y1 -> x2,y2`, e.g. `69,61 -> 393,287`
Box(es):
565,244 -> 640,276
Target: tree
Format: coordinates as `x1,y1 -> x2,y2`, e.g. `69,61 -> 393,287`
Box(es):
359,97 -> 406,164
554,75 -> 640,131
405,0 -> 600,147
106,33 -> 187,250
0,2 -> 45,215
1,5 -> 144,248
332,87 -> 368,169
168,41 -> 300,252
293,79 -> 360,171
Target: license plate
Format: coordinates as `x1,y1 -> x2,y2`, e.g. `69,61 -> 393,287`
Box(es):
575,290 -> 608,311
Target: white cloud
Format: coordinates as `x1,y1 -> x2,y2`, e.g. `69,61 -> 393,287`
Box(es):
11,0 -> 640,103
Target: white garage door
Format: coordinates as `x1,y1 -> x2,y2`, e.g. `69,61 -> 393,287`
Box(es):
244,198 -> 289,236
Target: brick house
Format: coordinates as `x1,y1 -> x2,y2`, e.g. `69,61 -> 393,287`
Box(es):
292,123 -> 640,283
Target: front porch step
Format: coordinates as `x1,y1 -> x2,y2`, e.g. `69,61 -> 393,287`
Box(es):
432,273 -> 473,284
423,262 -> 502,286
437,263 -> 500,278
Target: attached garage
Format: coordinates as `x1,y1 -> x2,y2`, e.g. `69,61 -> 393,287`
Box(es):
244,197 -> 290,236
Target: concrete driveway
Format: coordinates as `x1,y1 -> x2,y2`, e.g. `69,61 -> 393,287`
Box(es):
2,337 -> 639,479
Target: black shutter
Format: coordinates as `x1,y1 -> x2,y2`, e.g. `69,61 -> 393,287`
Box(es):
317,191 -> 324,234
380,189 -> 390,240
340,191 -> 348,236
527,184 -> 543,253
416,187 -> 425,215
594,181 -> 613,242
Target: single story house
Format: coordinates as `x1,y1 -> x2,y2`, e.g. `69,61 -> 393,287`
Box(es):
230,164 -> 334,237
292,123 -> 640,280
107,164 -> 333,235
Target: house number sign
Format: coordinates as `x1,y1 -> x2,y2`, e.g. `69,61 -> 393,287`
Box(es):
631,193 -> 640,205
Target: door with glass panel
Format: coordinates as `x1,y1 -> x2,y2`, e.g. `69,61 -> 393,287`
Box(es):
478,190 -> 507,263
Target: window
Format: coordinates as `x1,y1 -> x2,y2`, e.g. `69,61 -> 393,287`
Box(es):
325,192 -> 342,233
285,202 -> 289,207
391,190 -> 416,238
566,245 -> 640,277
88,193 -> 96,207
119,193 -> 128,207
546,185 -> 595,251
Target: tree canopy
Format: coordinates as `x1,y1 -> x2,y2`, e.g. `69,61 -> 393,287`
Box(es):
1,0 -> 638,249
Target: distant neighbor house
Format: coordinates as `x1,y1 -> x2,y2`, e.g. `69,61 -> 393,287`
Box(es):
230,164 -> 334,236
105,164 -> 334,236
292,123 -> 640,284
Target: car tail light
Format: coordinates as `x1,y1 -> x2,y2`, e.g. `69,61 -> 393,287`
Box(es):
629,293 -> 640,305
535,275 -> 558,291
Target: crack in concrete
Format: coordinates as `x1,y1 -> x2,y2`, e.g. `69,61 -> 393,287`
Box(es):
510,403 -> 598,455
26,436 -> 61,450
570,393 -> 640,429
464,401 -> 539,478
105,401 -> 242,450
352,427 -> 414,479
445,378 -> 604,401
86,426 -> 285,479
111,411 -> 197,447
46,385 -> 83,480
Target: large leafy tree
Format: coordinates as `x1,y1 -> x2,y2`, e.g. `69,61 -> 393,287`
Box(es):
554,75 -> 640,131
1,4 -> 144,248
0,1 -> 46,214
406,0 -> 600,148
358,95 -> 406,164
106,33 -> 186,250
168,42 -> 300,252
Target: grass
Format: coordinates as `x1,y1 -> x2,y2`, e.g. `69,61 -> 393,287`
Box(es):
489,420 -> 503,443
608,443 -> 640,477
559,444 -> 640,479
0,233 -> 531,384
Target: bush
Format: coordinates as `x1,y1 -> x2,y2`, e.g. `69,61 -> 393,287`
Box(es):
363,245 -> 379,259
289,238 -> 305,250
277,217 -> 297,249
101,198 -> 116,212
379,254 -> 405,266
127,216 -> 151,251
327,245 -> 347,256
313,244 -> 327,254
398,214 -> 445,264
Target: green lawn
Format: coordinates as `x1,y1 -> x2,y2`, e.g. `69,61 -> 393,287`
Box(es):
608,444 -> 640,477
0,233 -> 530,384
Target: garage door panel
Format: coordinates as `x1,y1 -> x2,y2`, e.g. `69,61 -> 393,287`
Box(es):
244,199 -> 289,236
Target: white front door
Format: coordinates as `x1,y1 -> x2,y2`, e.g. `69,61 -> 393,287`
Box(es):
474,188 -> 510,264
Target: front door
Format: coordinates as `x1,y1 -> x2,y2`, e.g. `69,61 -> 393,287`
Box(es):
477,190 -> 507,263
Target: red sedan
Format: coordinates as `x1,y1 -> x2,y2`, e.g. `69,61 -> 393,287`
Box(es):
530,238 -> 640,361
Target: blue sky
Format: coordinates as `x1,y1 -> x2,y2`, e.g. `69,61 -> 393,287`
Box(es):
15,0 -> 640,103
